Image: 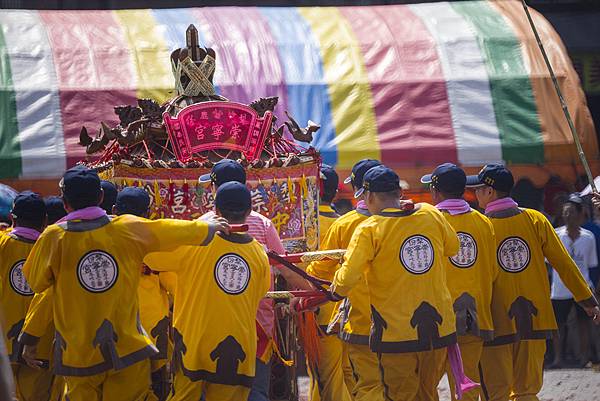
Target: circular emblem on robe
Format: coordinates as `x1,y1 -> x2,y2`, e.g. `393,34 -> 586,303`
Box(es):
400,235 -> 435,274
497,237 -> 530,273
214,253 -> 251,295
9,260 -> 33,296
449,232 -> 478,268
77,250 -> 119,293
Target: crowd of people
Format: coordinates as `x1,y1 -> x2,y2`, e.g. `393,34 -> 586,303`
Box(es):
1,158 -> 599,401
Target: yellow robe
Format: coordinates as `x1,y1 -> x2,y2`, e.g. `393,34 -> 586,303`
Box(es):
486,207 -> 595,344
144,233 -> 270,387
307,206 -> 373,400
332,203 -> 459,352
0,232 -> 55,401
138,270 -> 171,371
440,209 -> 498,340
307,207 -> 372,344
0,232 -> 52,363
23,215 -> 211,376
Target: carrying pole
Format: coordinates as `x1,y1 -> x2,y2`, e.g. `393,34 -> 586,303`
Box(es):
520,0 -> 597,193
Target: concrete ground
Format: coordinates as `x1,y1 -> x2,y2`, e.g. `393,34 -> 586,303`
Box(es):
298,367 -> 600,401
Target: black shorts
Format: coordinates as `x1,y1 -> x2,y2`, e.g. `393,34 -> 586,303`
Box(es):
552,298 -> 588,325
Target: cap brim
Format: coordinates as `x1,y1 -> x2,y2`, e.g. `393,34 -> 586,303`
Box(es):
198,174 -> 212,184
354,187 -> 365,198
420,174 -> 433,184
465,175 -> 485,187
343,176 -> 352,185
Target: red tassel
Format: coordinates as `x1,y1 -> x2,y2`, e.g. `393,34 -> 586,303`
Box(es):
296,311 -> 321,373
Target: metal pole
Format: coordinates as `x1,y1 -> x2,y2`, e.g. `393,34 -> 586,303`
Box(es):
520,0 -> 597,193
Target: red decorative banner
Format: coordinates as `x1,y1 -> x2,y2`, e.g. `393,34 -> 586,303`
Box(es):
99,162 -> 320,253
163,101 -> 273,162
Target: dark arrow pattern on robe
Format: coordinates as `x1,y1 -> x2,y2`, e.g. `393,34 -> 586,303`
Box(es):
92,319 -> 124,370
150,316 -> 170,360
7,319 -> 25,363
453,292 -> 480,336
54,331 -> 67,368
172,329 -> 254,387
508,296 -> 538,337
172,328 -> 187,370
369,305 -> 388,350
410,302 -> 443,347
210,335 -> 246,384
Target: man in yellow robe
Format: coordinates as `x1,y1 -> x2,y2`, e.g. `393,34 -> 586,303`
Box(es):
469,164 -> 600,401
332,166 -> 459,401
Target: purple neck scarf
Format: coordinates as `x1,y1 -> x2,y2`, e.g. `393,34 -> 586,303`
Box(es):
56,206 -> 107,224
357,200 -> 367,210
11,227 -> 41,241
436,199 -> 471,215
485,197 -> 519,215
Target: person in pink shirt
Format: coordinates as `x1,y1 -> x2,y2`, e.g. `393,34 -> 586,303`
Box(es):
199,159 -> 310,401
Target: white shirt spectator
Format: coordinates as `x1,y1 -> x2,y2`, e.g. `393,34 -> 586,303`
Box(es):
552,226 -> 598,300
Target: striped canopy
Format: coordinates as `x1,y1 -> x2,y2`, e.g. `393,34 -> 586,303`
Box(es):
0,0 -> 596,182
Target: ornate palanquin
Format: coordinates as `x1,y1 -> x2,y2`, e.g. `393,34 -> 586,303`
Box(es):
84,25 -> 322,253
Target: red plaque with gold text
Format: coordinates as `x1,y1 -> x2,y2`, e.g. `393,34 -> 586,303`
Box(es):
163,101 -> 273,162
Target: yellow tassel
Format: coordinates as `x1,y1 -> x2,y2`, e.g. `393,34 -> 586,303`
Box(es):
153,180 -> 162,207
271,339 -> 294,367
300,175 -> 308,198
287,177 -> 296,204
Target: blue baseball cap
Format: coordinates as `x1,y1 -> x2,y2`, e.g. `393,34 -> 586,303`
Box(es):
421,163 -> 466,193
566,193 -> 583,205
115,187 -> 151,217
320,165 -> 339,196
11,191 -> 47,221
198,159 -> 246,187
44,196 -> 67,224
100,180 -> 118,213
355,165 -> 400,198
344,159 -> 382,188
60,166 -> 102,202
215,181 -> 252,211
466,164 -> 514,193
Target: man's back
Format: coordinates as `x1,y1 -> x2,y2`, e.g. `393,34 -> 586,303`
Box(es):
0,233 -> 53,362
144,233 -> 270,384
23,215 -> 209,375
440,209 -> 497,339
340,203 -> 459,350
487,208 -> 593,341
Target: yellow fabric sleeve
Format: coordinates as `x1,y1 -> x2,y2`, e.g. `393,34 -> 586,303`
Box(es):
144,246 -> 194,273
332,222 -> 373,297
22,289 -> 53,338
159,272 -> 177,295
138,218 -> 211,254
537,212 -> 595,303
23,228 -> 59,294
306,224 -> 341,281
137,218 -> 213,272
